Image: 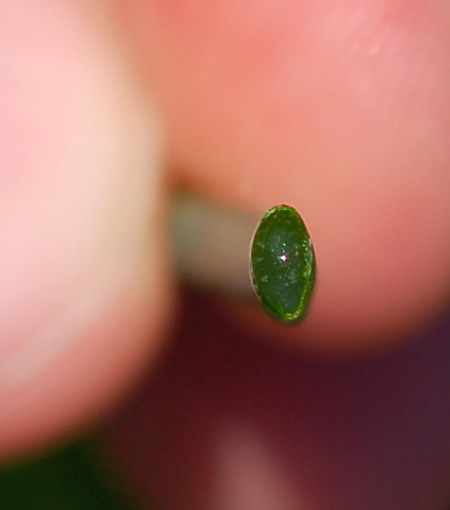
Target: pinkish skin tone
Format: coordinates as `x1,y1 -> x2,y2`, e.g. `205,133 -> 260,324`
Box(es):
1,0 -> 450,508
119,0 -> 450,350
0,1 -> 172,458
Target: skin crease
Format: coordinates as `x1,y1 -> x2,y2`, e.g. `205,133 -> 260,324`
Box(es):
1,0 -> 450,508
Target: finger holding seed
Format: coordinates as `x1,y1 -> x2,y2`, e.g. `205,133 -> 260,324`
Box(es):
120,0 -> 450,352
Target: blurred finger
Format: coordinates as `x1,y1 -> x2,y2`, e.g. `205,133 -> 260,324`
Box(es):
0,0 -> 172,459
120,0 -> 450,351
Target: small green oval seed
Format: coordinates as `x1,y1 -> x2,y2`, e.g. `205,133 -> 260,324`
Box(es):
250,205 -> 316,324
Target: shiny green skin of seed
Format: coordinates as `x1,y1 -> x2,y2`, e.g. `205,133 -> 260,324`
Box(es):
250,205 -> 316,324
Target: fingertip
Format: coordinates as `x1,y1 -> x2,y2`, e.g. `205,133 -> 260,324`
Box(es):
121,0 -> 450,352
0,0 -> 172,459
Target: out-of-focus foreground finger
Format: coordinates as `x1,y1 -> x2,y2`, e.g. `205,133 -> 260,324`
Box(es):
0,0 -> 171,459
118,0 -> 450,352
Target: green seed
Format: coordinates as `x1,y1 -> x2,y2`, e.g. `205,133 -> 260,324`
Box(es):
250,205 -> 316,324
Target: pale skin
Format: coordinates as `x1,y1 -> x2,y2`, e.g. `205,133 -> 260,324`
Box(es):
1,0 -> 449,507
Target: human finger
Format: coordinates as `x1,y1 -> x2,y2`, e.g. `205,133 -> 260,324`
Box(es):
0,0 -> 172,459
116,0 -> 450,352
